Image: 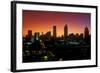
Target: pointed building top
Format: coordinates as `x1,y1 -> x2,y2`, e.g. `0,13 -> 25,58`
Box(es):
64,24 -> 68,26
85,26 -> 88,28
53,24 -> 56,26
85,26 -> 89,30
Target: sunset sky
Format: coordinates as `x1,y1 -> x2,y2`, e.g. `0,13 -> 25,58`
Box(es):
22,10 -> 91,37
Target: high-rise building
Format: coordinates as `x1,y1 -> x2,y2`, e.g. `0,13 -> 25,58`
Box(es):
28,30 -> 32,41
64,24 -> 68,39
34,32 -> 40,40
84,26 -> 89,39
53,25 -> 57,38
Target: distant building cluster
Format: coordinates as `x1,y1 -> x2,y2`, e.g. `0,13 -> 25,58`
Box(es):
23,24 -> 91,62
23,24 -> 90,43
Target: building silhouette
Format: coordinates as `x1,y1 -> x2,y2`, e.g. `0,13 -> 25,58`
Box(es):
34,32 -> 40,40
64,24 -> 68,39
45,31 -> 51,38
28,30 -> 32,37
75,33 -> 79,39
84,26 -> 90,44
23,24 -> 91,62
84,26 -> 89,39
27,30 -> 33,41
53,25 -> 57,38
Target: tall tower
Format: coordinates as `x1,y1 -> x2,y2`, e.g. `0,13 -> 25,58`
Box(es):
34,32 -> 40,40
28,30 -> 32,41
64,24 -> 68,39
84,26 -> 89,39
53,25 -> 57,38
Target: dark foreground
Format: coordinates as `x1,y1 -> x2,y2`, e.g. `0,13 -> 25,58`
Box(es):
23,39 -> 91,62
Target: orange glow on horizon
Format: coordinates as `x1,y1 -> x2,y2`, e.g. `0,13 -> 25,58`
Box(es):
22,24 -> 89,37
22,10 -> 91,37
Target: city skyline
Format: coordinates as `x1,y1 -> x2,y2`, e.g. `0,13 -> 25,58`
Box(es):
23,23 -> 91,63
23,10 -> 91,37
24,25 -> 89,39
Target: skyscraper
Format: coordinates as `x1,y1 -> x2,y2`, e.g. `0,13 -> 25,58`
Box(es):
64,24 -> 68,39
84,26 -> 89,39
53,25 -> 57,38
34,32 -> 40,40
28,30 -> 32,41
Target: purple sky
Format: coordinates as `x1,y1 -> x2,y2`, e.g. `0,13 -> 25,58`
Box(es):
23,10 -> 91,36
